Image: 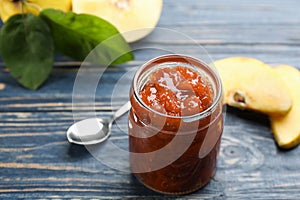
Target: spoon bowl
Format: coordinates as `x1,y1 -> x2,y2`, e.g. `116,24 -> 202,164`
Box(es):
67,101 -> 131,145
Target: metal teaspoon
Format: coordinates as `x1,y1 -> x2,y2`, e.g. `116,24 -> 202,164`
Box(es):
66,101 -> 131,145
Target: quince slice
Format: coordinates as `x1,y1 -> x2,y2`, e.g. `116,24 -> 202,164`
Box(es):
72,0 -> 163,42
270,65 -> 300,149
211,57 -> 292,115
0,0 -> 72,22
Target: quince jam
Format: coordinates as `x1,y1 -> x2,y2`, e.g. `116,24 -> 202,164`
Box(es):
140,66 -> 213,116
129,55 -> 223,194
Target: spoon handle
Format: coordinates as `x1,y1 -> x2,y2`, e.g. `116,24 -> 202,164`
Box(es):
113,101 -> 131,121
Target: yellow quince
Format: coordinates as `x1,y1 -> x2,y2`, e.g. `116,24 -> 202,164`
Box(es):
72,0 -> 163,42
270,65 -> 300,149
211,57 -> 292,115
0,0 -> 72,22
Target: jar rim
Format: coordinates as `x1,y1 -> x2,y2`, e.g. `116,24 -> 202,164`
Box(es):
132,54 -> 223,122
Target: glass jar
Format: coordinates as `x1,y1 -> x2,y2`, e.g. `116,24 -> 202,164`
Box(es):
128,54 -> 223,194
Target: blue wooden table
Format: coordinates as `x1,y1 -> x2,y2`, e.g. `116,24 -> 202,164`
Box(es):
1,0 -> 300,199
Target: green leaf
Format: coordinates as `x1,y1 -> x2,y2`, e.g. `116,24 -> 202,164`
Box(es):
40,9 -> 134,65
0,14 -> 54,90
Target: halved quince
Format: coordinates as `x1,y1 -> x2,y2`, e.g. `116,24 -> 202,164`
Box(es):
0,0 -> 72,22
270,65 -> 300,149
72,0 -> 163,42
211,57 -> 292,115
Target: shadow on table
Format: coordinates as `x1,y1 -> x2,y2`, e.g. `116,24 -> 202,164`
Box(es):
67,144 -> 91,159
225,106 -> 270,128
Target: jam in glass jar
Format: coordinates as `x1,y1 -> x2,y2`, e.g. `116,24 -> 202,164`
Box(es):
129,54 -> 223,194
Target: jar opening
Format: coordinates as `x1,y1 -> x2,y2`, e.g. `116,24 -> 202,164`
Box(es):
133,54 -> 223,121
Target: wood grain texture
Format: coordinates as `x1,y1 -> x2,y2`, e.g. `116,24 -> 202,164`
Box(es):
1,0 -> 300,199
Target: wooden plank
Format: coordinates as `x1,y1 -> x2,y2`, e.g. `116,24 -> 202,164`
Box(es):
0,42 -> 299,100
0,110 -> 299,198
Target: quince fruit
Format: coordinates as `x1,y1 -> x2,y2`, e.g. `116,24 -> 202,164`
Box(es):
270,65 -> 300,149
72,0 -> 163,43
211,57 -> 292,115
0,0 -> 72,22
